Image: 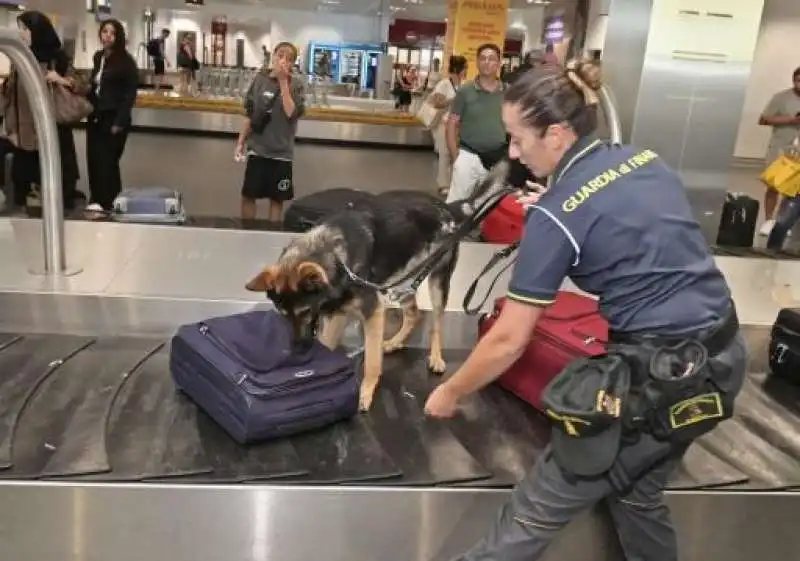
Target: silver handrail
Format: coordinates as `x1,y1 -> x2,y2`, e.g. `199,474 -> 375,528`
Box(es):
599,84 -> 623,145
0,29 -> 66,274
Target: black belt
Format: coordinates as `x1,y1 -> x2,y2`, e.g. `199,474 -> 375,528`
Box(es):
609,303 -> 739,357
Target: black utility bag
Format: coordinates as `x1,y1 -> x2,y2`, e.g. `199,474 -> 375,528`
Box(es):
769,308 -> 800,384
716,193 -> 759,247
283,188 -> 375,233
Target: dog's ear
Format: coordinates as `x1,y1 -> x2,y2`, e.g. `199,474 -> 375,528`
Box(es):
291,261 -> 329,291
245,265 -> 282,292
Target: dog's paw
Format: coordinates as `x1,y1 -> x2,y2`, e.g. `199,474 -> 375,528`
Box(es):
359,385 -> 376,412
382,339 -> 405,354
428,355 -> 447,375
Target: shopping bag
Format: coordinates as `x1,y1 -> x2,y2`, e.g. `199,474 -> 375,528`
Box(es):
761,137 -> 800,198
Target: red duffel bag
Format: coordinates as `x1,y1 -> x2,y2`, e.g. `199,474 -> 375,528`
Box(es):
478,290 -> 609,410
481,194 -> 525,244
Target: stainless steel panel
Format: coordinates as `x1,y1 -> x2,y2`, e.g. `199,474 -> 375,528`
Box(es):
131,108 -> 434,147
601,0 -> 652,144
602,0 -> 766,242
0,484 -> 797,561
0,219 -> 794,327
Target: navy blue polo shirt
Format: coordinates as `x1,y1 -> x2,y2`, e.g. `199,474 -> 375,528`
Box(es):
507,136 -> 731,336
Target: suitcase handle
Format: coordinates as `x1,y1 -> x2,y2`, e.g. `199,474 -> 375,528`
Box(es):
570,328 -> 608,346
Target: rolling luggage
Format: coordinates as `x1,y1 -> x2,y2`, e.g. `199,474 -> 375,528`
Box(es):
479,291 -> 608,410
283,188 -> 374,233
716,193 -> 759,248
170,310 -> 360,444
481,194 -> 525,244
111,187 -> 186,224
769,308 -> 800,384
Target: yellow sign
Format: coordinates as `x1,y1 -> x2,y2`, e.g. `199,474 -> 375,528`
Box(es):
443,0 -> 459,73
450,0 -> 509,80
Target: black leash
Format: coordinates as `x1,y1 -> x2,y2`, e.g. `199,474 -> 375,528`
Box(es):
461,240 -> 520,315
338,184 -> 518,301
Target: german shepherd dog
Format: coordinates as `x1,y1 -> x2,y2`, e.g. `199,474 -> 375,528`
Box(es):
245,161 -> 510,411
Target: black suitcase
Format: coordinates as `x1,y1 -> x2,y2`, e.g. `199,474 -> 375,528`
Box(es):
283,188 -> 374,233
769,308 -> 800,383
716,193 -> 759,247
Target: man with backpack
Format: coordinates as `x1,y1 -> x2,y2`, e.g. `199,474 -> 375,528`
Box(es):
147,29 -> 171,91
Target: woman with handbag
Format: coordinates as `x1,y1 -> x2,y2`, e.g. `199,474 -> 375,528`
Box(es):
81,18 -> 139,218
1,10 -> 82,213
418,55 -> 467,197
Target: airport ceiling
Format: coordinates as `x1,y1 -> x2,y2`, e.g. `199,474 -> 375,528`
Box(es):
203,0 -> 560,20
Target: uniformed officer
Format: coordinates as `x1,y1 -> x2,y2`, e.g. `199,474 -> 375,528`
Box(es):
424,60 -> 748,561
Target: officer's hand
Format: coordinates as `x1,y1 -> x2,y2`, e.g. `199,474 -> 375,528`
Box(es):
424,383 -> 461,419
516,181 -> 548,208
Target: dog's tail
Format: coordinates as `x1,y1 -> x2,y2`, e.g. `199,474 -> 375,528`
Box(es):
450,159 -> 512,219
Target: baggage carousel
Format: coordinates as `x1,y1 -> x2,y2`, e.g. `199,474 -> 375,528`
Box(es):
0,219 -> 799,561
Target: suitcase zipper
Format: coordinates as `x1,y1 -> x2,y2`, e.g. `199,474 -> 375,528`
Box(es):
535,327 -> 604,357
177,338 -> 349,399
197,324 -> 346,394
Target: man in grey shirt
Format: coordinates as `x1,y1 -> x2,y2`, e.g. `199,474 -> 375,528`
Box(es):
236,42 -> 305,222
758,66 -> 800,236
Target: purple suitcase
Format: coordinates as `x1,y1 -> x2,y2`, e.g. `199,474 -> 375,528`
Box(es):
170,310 -> 359,444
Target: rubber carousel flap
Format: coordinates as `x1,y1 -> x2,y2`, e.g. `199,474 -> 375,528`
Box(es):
697,414 -> 800,489
165,408 -> 308,484
278,415 -> 401,485
3,337 -> 162,479
362,350 -> 492,486
387,349 -> 550,487
667,441 -> 748,490
80,350 -> 213,482
0,334 -> 95,471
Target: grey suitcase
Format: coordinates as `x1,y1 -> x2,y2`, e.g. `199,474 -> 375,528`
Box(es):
111,187 -> 186,224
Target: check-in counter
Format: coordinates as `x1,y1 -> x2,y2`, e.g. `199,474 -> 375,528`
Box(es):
132,94 -> 432,148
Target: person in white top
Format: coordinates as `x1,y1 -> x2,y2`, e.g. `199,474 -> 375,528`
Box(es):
424,55 -> 468,196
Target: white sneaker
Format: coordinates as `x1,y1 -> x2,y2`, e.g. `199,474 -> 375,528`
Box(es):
759,219 -> 775,236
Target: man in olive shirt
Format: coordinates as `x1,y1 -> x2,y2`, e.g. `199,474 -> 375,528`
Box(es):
445,43 -> 507,203
758,66 -> 800,236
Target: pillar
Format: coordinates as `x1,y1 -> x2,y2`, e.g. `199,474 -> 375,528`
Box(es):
444,0 -> 510,79
376,0 -> 392,44
602,0 -> 766,242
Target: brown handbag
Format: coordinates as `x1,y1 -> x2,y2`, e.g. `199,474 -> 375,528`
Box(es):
50,82 -> 93,124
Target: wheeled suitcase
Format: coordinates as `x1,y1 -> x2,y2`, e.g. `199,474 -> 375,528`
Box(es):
481,195 -> 525,244
283,188 -> 374,233
716,193 -> 759,247
769,308 -> 800,384
479,291 -> 608,410
170,310 -> 360,444
111,187 -> 186,224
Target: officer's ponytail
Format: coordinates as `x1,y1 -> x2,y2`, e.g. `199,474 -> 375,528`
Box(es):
505,58 -> 603,137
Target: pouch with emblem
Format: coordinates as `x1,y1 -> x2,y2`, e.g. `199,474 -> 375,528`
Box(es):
644,340 -> 733,442
541,354 -> 631,477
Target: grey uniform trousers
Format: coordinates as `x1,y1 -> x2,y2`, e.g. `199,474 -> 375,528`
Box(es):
455,332 -> 748,561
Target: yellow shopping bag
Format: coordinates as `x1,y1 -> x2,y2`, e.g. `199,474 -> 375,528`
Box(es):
761,137 -> 800,198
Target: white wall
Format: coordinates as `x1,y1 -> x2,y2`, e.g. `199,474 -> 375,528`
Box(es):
734,0 -> 800,160
507,7 -> 546,55
585,0 -> 609,53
